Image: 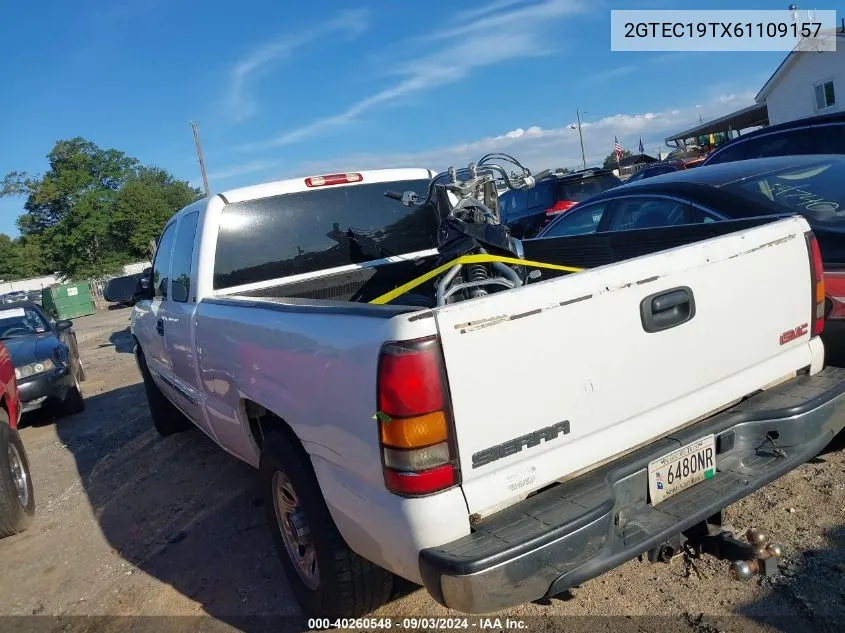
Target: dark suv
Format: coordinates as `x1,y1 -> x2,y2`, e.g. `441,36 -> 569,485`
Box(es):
701,111 -> 845,167
499,168 -> 622,239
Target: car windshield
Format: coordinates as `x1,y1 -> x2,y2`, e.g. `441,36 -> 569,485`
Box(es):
557,174 -> 619,202
723,160 -> 845,225
0,306 -> 50,339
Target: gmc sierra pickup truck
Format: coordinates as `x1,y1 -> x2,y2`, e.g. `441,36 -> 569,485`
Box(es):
114,167 -> 845,618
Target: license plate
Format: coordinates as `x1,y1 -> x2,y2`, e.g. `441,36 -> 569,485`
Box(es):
648,435 -> 716,505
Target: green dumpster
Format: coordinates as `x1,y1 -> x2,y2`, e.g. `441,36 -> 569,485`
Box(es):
41,282 -> 96,320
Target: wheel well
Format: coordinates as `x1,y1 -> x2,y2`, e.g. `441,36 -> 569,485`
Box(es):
243,399 -> 302,455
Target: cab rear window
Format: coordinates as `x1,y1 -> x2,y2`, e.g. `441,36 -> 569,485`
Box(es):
213,179 -> 437,290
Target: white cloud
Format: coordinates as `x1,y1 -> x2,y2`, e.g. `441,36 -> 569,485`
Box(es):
238,0 -> 586,151
422,0 -> 586,41
279,91 -> 757,178
225,10 -> 368,122
453,0 -> 533,22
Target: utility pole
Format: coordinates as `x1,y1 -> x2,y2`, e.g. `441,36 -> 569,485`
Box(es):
190,121 -> 210,196
575,109 -> 587,170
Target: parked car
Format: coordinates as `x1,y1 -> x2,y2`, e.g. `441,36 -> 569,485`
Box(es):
111,166 -> 845,618
499,168 -> 622,239
536,154 -> 845,365
0,340 -> 34,538
701,111 -> 845,167
0,302 -> 85,416
625,161 -> 684,183
1,291 -> 27,305
25,290 -> 43,305
665,145 -> 709,168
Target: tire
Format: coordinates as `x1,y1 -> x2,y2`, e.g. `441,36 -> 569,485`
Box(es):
136,348 -> 191,436
59,367 -> 85,416
260,428 -> 394,618
0,413 -> 35,538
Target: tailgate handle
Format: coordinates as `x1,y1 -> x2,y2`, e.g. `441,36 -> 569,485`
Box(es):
641,286 -> 696,333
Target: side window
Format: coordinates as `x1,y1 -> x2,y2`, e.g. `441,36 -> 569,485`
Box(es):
807,124 -> 845,154
152,223 -> 177,299
705,141 -> 748,165
607,198 -> 719,232
170,212 -> 200,303
744,129 -> 814,159
541,202 -> 607,237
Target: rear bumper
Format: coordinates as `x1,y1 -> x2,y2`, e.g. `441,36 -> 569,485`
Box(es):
18,367 -> 74,413
419,367 -> 845,614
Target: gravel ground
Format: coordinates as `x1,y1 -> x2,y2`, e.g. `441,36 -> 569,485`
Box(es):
1,308 -> 844,633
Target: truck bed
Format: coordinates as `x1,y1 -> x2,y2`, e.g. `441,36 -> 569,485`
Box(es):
225,216 -> 780,307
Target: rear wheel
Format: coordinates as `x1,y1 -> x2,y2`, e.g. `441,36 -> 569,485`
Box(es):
136,348 -> 191,436
260,427 -> 394,618
0,413 -> 35,538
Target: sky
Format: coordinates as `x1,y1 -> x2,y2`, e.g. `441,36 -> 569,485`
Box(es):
0,0 -> 798,237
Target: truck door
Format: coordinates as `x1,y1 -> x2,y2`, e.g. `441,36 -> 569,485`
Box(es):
135,221 -> 177,392
159,210 -> 215,439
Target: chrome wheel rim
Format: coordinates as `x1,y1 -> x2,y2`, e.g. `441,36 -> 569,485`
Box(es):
272,471 -> 319,589
8,443 -> 29,508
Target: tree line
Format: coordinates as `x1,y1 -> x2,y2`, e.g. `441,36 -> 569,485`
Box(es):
1,137 -> 202,281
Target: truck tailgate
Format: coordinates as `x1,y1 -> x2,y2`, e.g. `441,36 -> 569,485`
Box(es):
434,217 -> 817,515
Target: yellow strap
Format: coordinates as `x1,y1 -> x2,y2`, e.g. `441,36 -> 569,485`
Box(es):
369,254 -> 583,305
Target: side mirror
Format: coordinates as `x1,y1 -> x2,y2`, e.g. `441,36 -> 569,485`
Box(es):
105,274 -> 149,303
55,319 -> 73,331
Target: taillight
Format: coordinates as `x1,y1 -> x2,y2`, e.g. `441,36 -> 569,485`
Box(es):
805,231 -> 825,336
305,173 -> 363,187
824,270 -> 845,320
544,200 -> 578,216
376,337 -> 459,497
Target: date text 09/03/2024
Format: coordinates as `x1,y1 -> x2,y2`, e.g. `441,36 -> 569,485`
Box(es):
308,618 -> 528,630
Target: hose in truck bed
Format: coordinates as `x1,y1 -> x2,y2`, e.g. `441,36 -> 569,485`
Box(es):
368,254 -> 583,305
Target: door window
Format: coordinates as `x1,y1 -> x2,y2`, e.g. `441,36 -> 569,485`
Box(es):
170,212 -> 200,303
540,202 -> 608,237
607,197 -> 720,231
152,223 -> 177,299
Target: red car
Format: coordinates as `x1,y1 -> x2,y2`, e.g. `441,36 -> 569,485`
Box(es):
0,341 -> 34,538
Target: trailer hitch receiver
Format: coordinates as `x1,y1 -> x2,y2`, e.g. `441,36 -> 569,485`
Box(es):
692,526 -> 784,580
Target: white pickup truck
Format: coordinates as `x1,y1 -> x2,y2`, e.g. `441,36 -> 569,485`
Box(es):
120,167 -> 845,618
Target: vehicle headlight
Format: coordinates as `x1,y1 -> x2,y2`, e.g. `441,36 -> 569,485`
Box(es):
15,359 -> 56,379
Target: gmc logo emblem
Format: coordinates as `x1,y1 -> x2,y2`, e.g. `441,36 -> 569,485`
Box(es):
780,323 -> 808,345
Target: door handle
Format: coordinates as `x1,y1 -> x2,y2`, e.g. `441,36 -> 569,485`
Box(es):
640,286 -> 695,333
156,319 -> 164,336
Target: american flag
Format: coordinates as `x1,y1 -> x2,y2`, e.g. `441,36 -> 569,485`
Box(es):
614,136 -> 623,162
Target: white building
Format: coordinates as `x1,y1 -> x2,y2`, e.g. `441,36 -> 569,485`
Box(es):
665,25 -> 844,148
756,29 -> 844,125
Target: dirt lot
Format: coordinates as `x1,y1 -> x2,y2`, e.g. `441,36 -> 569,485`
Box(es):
1,309 -> 844,633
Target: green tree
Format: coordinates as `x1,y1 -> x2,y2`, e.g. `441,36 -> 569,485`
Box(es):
2,137 -> 139,235
0,233 -> 49,281
111,167 -> 199,260
2,138 -> 201,280
602,149 -> 632,170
